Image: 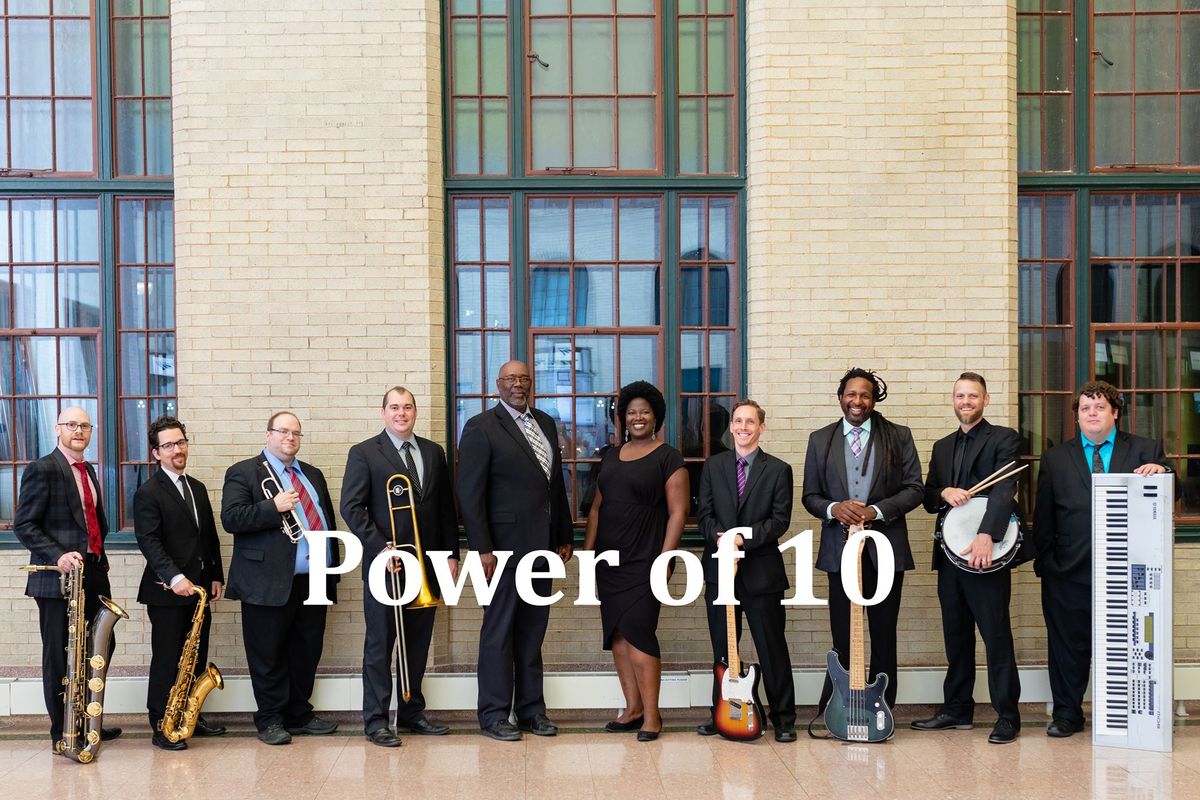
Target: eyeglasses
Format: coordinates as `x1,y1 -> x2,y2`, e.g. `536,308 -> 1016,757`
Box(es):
57,421 -> 94,433
499,376 -> 532,386
155,438 -> 189,452
269,427 -> 304,439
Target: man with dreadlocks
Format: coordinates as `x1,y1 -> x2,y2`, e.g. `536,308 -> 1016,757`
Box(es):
803,368 -> 924,712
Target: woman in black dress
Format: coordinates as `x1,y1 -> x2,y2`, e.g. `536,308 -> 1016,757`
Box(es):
582,381 -> 688,741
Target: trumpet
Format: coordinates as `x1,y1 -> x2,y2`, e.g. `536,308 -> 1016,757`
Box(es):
260,460 -> 307,543
386,472 -> 440,702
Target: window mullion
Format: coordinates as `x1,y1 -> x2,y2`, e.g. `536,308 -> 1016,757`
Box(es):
663,0 -> 678,178
512,2 -> 526,177
512,189 -> 528,363
662,190 -> 679,445
96,0 -> 115,181
98,192 -> 120,526
1073,0 -> 1090,174
1074,186 -> 1090,385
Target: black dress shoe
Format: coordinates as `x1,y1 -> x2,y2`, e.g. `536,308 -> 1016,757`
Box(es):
988,719 -> 1019,744
397,716 -> 450,736
604,716 -> 644,732
636,729 -> 660,742
100,726 -> 122,741
516,714 -> 558,736
151,731 -> 187,751
910,712 -> 973,731
696,721 -> 717,736
366,727 -> 403,748
286,716 -> 338,736
775,727 -> 797,743
193,715 -> 227,737
257,724 -> 292,745
1047,718 -> 1082,738
481,720 -> 522,742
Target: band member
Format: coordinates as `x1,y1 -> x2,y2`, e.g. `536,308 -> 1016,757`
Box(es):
802,369 -> 923,710
134,415 -> 226,750
341,387 -> 460,747
914,373 -> 1021,744
1034,380 -> 1169,738
697,399 -> 796,742
457,360 -> 574,741
221,412 -> 341,745
15,407 -> 122,748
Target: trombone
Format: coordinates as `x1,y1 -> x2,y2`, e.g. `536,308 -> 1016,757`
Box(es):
261,460 -> 307,543
386,472 -> 440,702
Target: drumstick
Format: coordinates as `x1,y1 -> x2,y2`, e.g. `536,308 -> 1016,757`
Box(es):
965,461 -> 1015,495
968,464 -> 1028,497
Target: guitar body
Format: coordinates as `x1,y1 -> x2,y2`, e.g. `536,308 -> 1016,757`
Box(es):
822,649 -> 895,743
713,658 -> 765,741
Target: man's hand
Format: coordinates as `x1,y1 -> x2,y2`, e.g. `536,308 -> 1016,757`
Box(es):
717,529 -> 745,552
385,543 -> 404,574
172,577 -> 196,597
273,489 -> 300,513
1133,463 -> 1167,476
831,500 -> 868,526
210,581 -> 223,602
941,487 -> 971,507
446,557 -> 459,582
56,551 -> 83,571
960,533 -> 994,571
481,552 -> 498,581
557,544 -> 574,564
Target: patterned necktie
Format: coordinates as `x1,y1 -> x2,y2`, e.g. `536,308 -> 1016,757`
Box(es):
519,413 -> 552,479
401,441 -> 423,497
1091,442 -> 1106,474
285,465 -> 324,531
71,462 -> 103,556
736,456 -> 748,498
850,426 -> 864,458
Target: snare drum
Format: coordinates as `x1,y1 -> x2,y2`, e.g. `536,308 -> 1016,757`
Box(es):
934,496 -> 1021,573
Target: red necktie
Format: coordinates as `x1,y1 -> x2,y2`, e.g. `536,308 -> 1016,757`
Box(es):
71,462 -> 103,556
285,466 -> 324,531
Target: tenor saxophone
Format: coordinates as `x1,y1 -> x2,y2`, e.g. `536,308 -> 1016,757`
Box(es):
159,585 -> 223,742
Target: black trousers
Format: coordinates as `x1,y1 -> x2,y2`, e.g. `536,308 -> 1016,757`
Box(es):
1041,576 -> 1091,727
935,552 -> 1021,725
819,560 -> 905,710
704,581 -> 795,729
146,597 -> 213,729
362,584 -> 436,734
240,575 -> 330,731
34,554 -> 114,743
477,571 -> 550,728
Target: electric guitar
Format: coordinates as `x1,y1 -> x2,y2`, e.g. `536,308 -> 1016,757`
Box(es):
713,562 -> 765,741
823,525 -> 895,743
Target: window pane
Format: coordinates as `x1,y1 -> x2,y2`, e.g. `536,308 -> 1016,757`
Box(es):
680,196 -> 704,258
11,199 -> 54,263
1134,263 -> 1169,322
617,18 -> 654,94
1095,330 -> 1131,385
573,19 -> 614,95
618,197 -> 660,260
1135,331 -> 1166,389
617,98 -> 655,170
483,199 -> 508,260
681,330 -> 703,392
9,19 -> 51,96
1045,328 -> 1069,390
480,19 -> 507,95
15,398 -> 57,461
13,266 -> 55,328
619,335 -> 656,384
1018,96 -> 1042,172
681,266 -> 701,326
618,266 -> 658,326
1134,15 -> 1176,92
574,98 -> 615,167
708,97 -> 731,173
709,265 -> 732,326
678,18 -> 702,95
1044,15 -> 1071,91
1044,94 -> 1072,171
679,97 -> 703,173
52,19 -> 90,95
59,336 -> 97,395
707,18 -> 731,94
575,265 -> 614,326
145,99 -> 172,175
56,198 -> 98,262
14,337 -> 56,394
121,266 -> 148,329
679,396 -> 704,457
113,19 -> 142,95
1184,16 -> 1200,90
529,198 -> 571,260
1094,16 -> 1131,93
530,267 -> 569,326
456,332 -> 482,394
54,99 -> 93,173
1136,195 -> 1176,257
120,332 -> 148,394
10,100 -> 53,171
1092,195 -> 1133,257
1134,95 -> 1176,165
456,397 -> 483,443
484,265 -> 510,327
1095,95 -> 1133,167
1184,95 -> 1200,165
709,331 -> 733,392
452,19 -> 479,96
485,331 -> 510,379
58,266 -> 99,327
576,335 -> 615,393
709,198 -> 734,260
1092,262 -> 1134,323
574,198 -> 614,260
115,99 -> 146,177
534,335 -> 571,392
481,99 -> 508,174
453,99 -> 481,175
530,19 -> 568,94
531,99 -> 570,170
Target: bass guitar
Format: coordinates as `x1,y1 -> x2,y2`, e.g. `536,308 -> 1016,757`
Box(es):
713,562 -> 765,741
823,525 -> 894,743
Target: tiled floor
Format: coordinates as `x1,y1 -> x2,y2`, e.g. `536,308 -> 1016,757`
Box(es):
1,715 -> 1197,800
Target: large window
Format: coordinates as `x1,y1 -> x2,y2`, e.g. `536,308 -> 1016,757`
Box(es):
0,2 -> 174,531
446,1 -> 745,523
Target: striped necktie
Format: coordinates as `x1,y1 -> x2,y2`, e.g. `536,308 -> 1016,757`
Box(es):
736,456 -> 748,498
850,426 -> 864,458
519,413 -> 552,479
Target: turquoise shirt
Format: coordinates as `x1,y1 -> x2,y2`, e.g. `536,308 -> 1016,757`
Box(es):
1081,428 -> 1117,474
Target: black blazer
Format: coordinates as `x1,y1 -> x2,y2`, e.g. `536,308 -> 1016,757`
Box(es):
698,448 -> 794,595
801,416 -> 924,573
1033,430 -> 1169,583
456,403 -> 573,557
923,419 -> 1022,570
221,455 -> 341,607
15,449 -> 110,599
133,468 -> 225,606
341,431 -> 460,583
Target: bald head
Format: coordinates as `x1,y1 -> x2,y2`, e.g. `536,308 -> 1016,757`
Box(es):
496,360 -> 533,412
55,407 -> 93,455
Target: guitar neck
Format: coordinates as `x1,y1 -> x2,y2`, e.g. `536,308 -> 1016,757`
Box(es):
726,560 -> 740,674
849,529 -> 866,691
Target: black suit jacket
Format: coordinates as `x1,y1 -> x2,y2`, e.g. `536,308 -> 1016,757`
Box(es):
133,468 -> 225,605
698,448 -> 793,595
1033,430 -> 1169,583
456,403 -> 573,557
801,417 -> 924,573
221,454 -> 341,606
15,449 -> 109,599
923,419 -> 1022,570
341,431 -> 460,583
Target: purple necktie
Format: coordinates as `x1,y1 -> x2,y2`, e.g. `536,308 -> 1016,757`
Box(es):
736,456 -> 748,498
850,426 -> 863,457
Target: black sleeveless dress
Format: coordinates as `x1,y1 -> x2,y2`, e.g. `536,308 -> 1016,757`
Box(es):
594,443 -> 685,658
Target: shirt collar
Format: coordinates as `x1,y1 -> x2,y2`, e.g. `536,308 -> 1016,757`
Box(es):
159,463 -> 185,482
841,417 -> 872,436
499,399 -> 533,421
1081,427 -> 1117,449
735,447 -> 761,467
384,429 -> 416,451
56,442 -> 86,465
263,448 -> 299,477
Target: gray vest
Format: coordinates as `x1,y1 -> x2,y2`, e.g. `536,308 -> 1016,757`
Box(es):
844,428 -> 875,501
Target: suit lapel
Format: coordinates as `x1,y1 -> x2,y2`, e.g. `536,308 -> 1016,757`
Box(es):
157,469 -> 198,530
417,436 -> 438,494
375,432 -> 412,485
958,421 -> 989,487
1109,431 -> 1135,473
52,450 -> 88,531
495,405 -> 547,476
828,423 -> 849,499
1064,437 -> 1092,493
737,451 -> 766,511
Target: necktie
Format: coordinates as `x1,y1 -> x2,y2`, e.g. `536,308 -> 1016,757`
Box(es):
850,426 -> 863,458
71,462 -> 103,556
1091,442 -> 1106,474
401,441 -> 423,497
285,466 -> 324,531
952,431 -> 967,487
736,456 -> 748,498
178,474 -> 198,525
519,413 -> 552,479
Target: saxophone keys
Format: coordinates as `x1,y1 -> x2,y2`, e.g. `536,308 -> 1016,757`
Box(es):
86,701 -> 103,717
88,677 -> 104,693
78,749 -> 95,763
86,730 -> 101,745
89,654 -> 106,670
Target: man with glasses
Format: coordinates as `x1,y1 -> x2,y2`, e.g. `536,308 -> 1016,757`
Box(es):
221,412 -> 341,745
15,407 -> 123,749
133,415 -> 226,750
457,360 -> 574,741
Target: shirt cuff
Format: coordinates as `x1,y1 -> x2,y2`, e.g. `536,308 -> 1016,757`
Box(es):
168,573 -> 187,588
871,505 -> 885,522
826,502 -> 836,521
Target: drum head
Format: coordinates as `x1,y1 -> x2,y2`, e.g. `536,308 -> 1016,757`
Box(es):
939,496 -> 1020,573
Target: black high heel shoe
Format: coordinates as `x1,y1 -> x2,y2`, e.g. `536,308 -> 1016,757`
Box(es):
605,716 -> 645,733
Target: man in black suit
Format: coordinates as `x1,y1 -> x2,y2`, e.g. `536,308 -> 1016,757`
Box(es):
697,399 -> 796,742
134,415 -> 227,750
913,373 -> 1022,744
15,406 -> 122,748
456,359 -> 574,741
802,369 -> 923,710
1034,380 -> 1169,738
342,386 -> 460,747
221,411 -> 341,745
